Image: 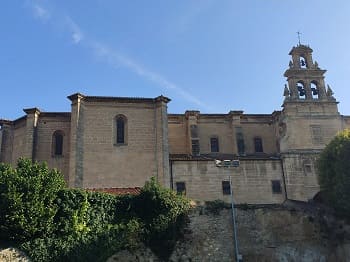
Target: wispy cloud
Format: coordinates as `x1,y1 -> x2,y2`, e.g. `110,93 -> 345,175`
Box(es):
27,1 -> 206,108
32,4 -> 50,21
64,16 -> 83,44
90,42 -> 206,107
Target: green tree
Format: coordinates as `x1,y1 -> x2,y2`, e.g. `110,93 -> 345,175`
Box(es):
317,129 -> 350,218
0,158 -> 66,241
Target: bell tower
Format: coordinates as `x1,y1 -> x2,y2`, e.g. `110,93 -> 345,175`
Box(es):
283,44 -> 335,102
279,43 -> 343,201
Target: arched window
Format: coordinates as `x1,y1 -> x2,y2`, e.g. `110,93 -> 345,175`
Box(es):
115,115 -> 127,145
297,81 -> 306,99
299,55 -> 307,69
254,137 -> 263,153
52,130 -> 64,156
311,81 -> 319,99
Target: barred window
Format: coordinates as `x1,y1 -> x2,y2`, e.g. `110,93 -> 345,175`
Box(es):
192,139 -> 200,156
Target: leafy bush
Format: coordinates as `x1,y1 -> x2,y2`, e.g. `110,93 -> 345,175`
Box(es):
0,160 -> 190,261
133,177 -> 190,259
0,158 -> 66,241
21,219 -> 142,262
317,129 -> 350,218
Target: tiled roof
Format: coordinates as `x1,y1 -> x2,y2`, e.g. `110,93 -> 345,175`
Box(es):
88,187 -> 141,195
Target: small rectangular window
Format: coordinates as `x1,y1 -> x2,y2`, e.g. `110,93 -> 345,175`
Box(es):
210,137 -> 219,152
222,181 -> 231,195
192,139 -> 200,156
271,180 -> 282,194
176,182 -> 186,195
304,165 -> 312,174
254,137 -> 263,153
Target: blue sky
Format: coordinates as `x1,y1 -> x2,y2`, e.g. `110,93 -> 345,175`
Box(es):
1,1 -> 350,119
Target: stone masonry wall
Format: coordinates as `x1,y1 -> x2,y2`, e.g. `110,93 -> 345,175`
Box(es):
172,159 -> 285,204
35,115 -> 71,182
78,100 -> 165,189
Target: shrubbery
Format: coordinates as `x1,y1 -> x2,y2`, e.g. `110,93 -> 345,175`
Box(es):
0,158 -> 66,242
0,159 -> 190,261
317,129 -> 350,219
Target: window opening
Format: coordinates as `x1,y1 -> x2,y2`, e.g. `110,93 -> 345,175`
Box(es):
52,131 -> 63,156
311,82 -> 319,99
116,117 -> 125,144
192,139 -> 200,156
297,82 -> 306,99
271,180 -> 282,194
176,182 -> 186,195
299,56 -> 307,69
254,137 -> 263,153
210,137 -> 219,153
222,181 -> 231,195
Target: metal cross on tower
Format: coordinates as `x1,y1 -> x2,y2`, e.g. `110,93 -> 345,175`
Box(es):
297,31 -> 302,45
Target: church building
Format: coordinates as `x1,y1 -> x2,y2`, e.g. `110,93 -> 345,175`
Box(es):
1,44 -> 349,204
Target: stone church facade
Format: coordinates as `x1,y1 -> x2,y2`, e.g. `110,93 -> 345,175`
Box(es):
1,44 -> 349,204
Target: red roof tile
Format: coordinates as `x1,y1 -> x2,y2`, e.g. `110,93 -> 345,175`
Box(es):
88,187 -> 141,195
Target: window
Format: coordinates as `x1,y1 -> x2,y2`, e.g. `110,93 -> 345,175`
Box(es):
303,159 -> 312,175
176,182 -> 186,195
192,139 -> 200,156
222,181 -> 231,195
297,81 -> 306,99
271,180 -> 282,194
210,137 -> 219,152
115,115 -> 127,145
254,137 -> 263,153
52,130 -> 64,156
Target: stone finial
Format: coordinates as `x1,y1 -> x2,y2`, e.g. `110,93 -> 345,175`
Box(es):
283,84 -> 290,97
326,84 -> 334,97
314,61 -> 319,69
289,60 -> 293,68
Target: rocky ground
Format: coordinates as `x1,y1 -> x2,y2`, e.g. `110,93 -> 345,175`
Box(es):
2,201 -> 350,261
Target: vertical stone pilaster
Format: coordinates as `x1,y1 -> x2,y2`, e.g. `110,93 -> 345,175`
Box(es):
155,96 -> 171,187
185,110 -> 200,155
0,121 -> 13,163
229,110 -> 243,155
23,108 -> 40,161
67,93 -> 85,188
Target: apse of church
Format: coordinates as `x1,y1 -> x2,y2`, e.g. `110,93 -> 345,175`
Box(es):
0,44 -> 349,203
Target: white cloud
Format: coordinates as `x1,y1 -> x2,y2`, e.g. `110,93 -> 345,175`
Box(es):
27,3 -> 205,108
33,4 -> 50,21
90,42 -> 206,107
65,16 -> 83,44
